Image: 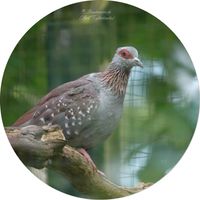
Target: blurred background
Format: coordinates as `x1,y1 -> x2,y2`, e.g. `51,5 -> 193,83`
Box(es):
1,0 -> 199,197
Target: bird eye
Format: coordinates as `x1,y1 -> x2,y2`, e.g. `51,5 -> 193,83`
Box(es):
118,49 -> 133,59
122,51 -> 127,57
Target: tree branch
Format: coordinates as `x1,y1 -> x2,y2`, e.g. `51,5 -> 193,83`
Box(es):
5,125 -> 152,199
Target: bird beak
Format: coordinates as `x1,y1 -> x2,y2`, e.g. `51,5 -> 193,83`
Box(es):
133,57 -> 143,68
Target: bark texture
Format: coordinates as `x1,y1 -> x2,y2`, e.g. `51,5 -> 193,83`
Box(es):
5,125 -> 152,199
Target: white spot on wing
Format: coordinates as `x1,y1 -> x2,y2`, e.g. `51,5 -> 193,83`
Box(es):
40,117 -> 45,124
72,122 -> 75,126
65,123 -> 69,128
79,110 -> 85,117
74,130 -> 79,135
72,116 -> 76,120
66,131 -> 71,135
69,109 -> 74,115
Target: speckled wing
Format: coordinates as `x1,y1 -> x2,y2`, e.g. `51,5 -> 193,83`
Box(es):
13,75 -> 100,140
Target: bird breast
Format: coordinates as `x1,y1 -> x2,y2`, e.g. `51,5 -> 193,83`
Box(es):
96,87 -> 124,136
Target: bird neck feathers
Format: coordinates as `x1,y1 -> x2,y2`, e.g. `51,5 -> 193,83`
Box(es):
100,63 -> 131,97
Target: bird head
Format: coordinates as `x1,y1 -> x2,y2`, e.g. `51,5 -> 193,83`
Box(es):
112,46 -> 143,69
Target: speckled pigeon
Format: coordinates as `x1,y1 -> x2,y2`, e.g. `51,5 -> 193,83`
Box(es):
13,46 -> 143,166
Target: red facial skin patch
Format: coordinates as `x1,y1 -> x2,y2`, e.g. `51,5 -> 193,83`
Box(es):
118,49 -> 133,59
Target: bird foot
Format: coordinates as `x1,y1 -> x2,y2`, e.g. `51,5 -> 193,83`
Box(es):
77,148 -> 106,176
77,148 -> 97,171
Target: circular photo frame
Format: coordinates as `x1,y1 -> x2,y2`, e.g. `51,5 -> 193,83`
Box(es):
1,1 -> 199,199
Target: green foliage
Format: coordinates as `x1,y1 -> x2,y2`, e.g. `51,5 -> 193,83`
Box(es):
1,20 -> 47,125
